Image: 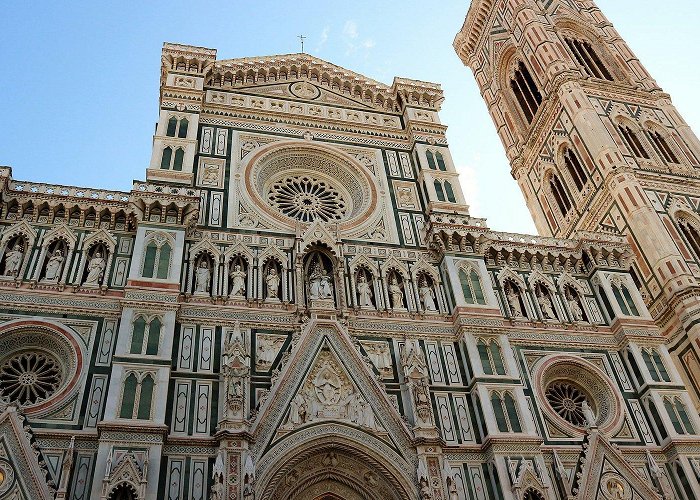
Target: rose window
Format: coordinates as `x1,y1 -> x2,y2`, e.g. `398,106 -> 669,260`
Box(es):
267,175 -> 347,223
0,351 -> 62,405
545,381 -> 593,427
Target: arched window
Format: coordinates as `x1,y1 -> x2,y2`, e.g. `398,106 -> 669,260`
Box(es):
612,282 -> 640,316
510,61 -> 542,124
177,118 -> 188,138
459,268 -> 486,305
563,148 -> 588,191
142,239 -> 172,280
504,392 -> 522,432
477,339 -> 505,376
549,173 -> 572,215
491,392 -> 509,432
130,317 -> 162,355
160,146 -> 173,169
130,317 -> 147,354
565,37 -> 613,81
618,124 -> 650,159
434,180 -> 446,202
137,374 -> 154,420
673,461 -> 696,500
677,218 -> 700,260
426,151 -> 437,170
166,117 -> 178,137
491,392 -> 521,432
641,349 -> 671,382
647,398 -> 668,441
664,397 -> 695,435
647,130 -> 680,164
173,148 -> 184,171
435,152 -> 447,171
119,373 -> 138,419
146,317 -> 161,355
444,181 -> 457,203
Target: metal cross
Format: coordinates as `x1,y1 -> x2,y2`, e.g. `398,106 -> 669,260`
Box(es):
298,35 -> 306,53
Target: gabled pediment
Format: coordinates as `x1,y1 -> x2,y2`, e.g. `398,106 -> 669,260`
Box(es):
0,406 -> 53,500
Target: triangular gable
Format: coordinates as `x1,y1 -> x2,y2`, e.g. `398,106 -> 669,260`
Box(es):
0,406 -> 53,499
250,320 -> 414,463
231,81 -> 379,111
298,220 -> 339,256
0,219 -> 37,246
576,430 -> 661,499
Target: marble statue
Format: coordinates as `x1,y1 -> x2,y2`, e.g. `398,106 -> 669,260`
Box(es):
266,267 -> 280,300
309,259 -> 333,300
536,288 -> 555,320
288,393 -> 307,425
581,400 -> 597,428
418,277 -> 437,311
388,275 -> 404,309
356,272 -> 373,307
506,283 -> 524,318
3,243 -> 23,277
194,260 -> 210,294
363,342 -> 392,377
43,248 -> 65,282
567,289 -> 585,322
230,264 -> 246,297
85,251 -> 106,285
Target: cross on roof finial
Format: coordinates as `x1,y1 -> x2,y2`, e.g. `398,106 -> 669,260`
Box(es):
298,35 -> 306,54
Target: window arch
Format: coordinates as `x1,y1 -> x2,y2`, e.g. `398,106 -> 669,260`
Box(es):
426,151 -> 437,170
617,123 -> 650,159
491,391 -> 521,432
548,172 -> 572,215
641,349 -> 671,383
563,148 -> 588,191
166,117 -> 178,137
565,37 -> 613,81
177,118 -> 188,138
173,148 -> 184,171
523,488 -> 546,500
166,116 -> 188,138
129,316 -> 162,355
444,181 -> 457,203
435,152 -> 447,171
611,281 -> 640,316
645,397 -> 668,441
663,396 -> 694,435
434,180 -> 446,202
142,236 -> 172,280
477,338 -> 505,375
119,373 -> 138,419
510,61 -> 542,124
137,374 -> 155,419
160,147 -> 172,169
119,372 -> 156,421
646,128 -> 680,164
459,267 -> 486,305
677,215 -> 700,260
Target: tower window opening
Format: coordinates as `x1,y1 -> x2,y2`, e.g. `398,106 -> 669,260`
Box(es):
618,125 -> 650,159
564,148 -> 588,191
565,37 -> 613,81
549,174 -> 572,215
647,130 -> 680,164
510,62 -> 542,124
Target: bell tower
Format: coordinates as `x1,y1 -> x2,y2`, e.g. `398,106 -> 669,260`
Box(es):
454,0 -> 700,403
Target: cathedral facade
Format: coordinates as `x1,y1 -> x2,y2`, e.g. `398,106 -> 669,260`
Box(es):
2,1 -> 700,499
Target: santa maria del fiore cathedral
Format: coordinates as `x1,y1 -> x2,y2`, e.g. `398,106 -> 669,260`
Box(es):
4,1 -> 700,499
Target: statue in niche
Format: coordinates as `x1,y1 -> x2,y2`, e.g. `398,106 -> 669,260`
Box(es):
210,453 -> 225,500
265,266 -> 281,300
85,250 -> 106,285
412,376 -> 434,425
566,288 -> 585,322
242,455 -> 255,500
229,264 -> 246,297
3,242 -> 24,277
505,281 -> 525,319
535,284 -> 555,320
309,257 -> 333,300
418,276 -> 437,312
388,274 -> 404,309
288,393 -> 308,426
222,323 -> 250,419
356,271 -> 373,307
446,475 -> 460,500
43,248 -> 65,282
194,259 -> 211,294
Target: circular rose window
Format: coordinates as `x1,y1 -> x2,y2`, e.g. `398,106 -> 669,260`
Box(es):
0,351 -> 63,405
245,143 -> 377,229
545,380 -> 593,427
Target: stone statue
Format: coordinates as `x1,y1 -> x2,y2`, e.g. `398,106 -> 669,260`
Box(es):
566,289 -> 585,322
364,342 -> 392,377
265,267 -> 280,300
194,260 -> 210,294
581,400 -> 597,428
418,277 -> 437,312
506,283 -> 524,318
210,453 -> 225,500
358,397 -> 376,429
43,248 -> 65,282
230,264 -> 246,297
402,339 -> 428,379
356,272 -> 373,307
536,288 -> 555,320
288,393 -> 307,426
309,259 -> 333,300
256,335 -> 284,371
243,455 -> 255,500
3,243 -> 23,277
85,250 -> 106,285
388,275 -> 404,309
446,476 -> 459,500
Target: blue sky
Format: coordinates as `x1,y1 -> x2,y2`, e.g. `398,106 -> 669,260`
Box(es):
1,1 -> 698,235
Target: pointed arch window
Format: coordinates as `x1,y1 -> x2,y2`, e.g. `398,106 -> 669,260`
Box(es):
137,374 -> 155,420
177,118 -> 188,138
491,391 -> 521,432
444,181 -> 457,203
130,316 -> 162,355
142,239 -> 172,280
166,117 -> 178,137
611,281 -> 640,316
563,148 -> 588,191
510,61 -> 542,124
549,173 -> 572,215
646,398 -> 668,441
119,373 -> 138,419
435,152 -> 447,171
120,372 -> 156,421
618,124 -> 650,159
459,267 -> 486,305
426,151 -> 437,170
160,147 -> 173,169
647,130 -> 680,164
678,218 -> 700,260
664,396 -> 694,435
565,37 -> 613,81
641,349 -> 671,383
434,180 -> 446,202
173,148 -> 184,171
477,339 -> 506,375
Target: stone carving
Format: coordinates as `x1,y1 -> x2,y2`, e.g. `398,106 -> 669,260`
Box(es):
210,452 -> 225,500
356,271 -> 373,308
288,393 -> 308,425
417,458 -> 431,500
43,248 -> 65,282
194,259 -> 211,295
418,277 -> 437,312
566,288 -> 586,322
388,274 -> 405,309
581,400 -> 597,428
505,281 -> 525,319
265,266 -> 281,301
401,339 -> 433,427
535,285 -> 555,320
229,264 -> 246,298
222,323 -> 250,420
3,243 -> 23,277
308,257 -> 333,301
85,251 -> 106,286
646,450 -> 674,499
401,339 -> 428,380
256,334 -> 285,371
243,455 -> 255,500
361,341 -> 393,378
200,164 -> 220,186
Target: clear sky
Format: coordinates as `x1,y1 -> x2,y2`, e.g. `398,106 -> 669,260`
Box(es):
1,1 -> 698,235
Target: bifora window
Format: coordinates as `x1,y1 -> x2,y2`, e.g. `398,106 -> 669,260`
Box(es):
267,175 -> 348,223
0,351 -> 62,405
